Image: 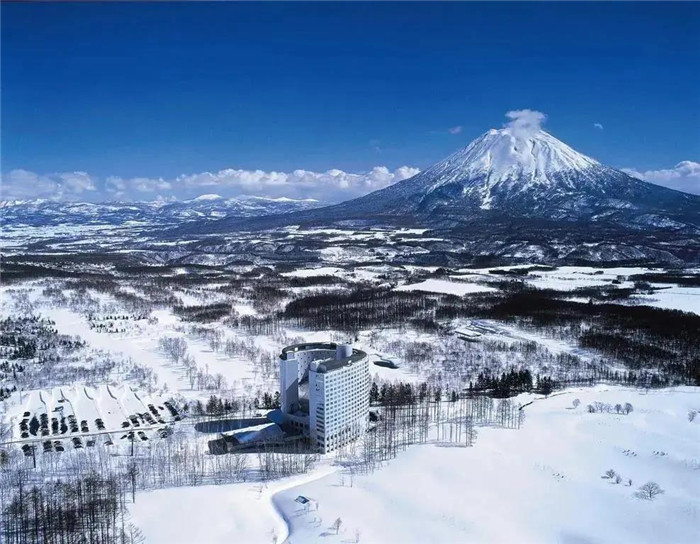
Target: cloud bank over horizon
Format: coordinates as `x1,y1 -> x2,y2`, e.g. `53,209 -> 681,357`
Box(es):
0,165 -> 421,204
3,158 -> 699,203
2,107 -> 698,202
623,161 -> 700,195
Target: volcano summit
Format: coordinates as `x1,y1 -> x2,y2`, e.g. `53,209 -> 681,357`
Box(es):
173,113 -> 700,264
328,125 -> 699,232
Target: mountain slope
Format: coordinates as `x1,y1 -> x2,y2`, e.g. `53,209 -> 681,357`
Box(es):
173,127 -> 699,264
327,128 -> 699,230
182,127 -> 697,236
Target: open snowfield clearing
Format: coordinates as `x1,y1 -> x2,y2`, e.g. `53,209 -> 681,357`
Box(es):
38,305 -> 275,399
456,318 -> 600,361
274,386 -> 700,544
130,387 -> 700,544
632,287 -> 700,315
521,266 -> 650,291
395,278 -> 497,296
281,266 -> 343,278
130,465 -> 337,544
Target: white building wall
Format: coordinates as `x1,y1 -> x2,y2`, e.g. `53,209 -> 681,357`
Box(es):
310,358 -> 370,453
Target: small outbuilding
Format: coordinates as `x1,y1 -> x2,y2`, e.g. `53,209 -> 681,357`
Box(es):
208,422 -> 285,454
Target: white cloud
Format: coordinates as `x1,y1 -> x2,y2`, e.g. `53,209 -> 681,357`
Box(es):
0,165 -> 420,203
58,171 -> 96,194
504,109 -> 547,137
594,123 -> 604,130
0,169 -> 97,200
623,161 -> 700,195
104,176 -> 127,198
172,166 -> 420,201
448,126 -> 463,134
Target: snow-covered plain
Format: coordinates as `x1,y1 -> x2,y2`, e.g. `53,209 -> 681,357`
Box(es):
631,286 -> 700,315
128,386 -> 700,544
395,278 -> 497,296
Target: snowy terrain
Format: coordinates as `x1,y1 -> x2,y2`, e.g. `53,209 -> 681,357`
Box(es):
395,278 -> 497,296
130,386 -> 700,544
1,257 -> 698,544
631,286 -> 700,315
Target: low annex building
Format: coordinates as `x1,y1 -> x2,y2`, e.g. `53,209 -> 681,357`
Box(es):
279,342 -> 370,453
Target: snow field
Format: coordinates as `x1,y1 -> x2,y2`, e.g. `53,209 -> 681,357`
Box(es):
127,387 -> 699,544
395,278 -> 497,296
130,464 -> 338,544
271,386 -> 700,544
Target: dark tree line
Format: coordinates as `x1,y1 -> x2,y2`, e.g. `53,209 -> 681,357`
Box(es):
0,384 -> 17,401
0,472 -> 143,544
173,303 -> 231,323
254,391 -> 281,410
470,369 -> 535,397
485,292 -> 700,385
283,285 -> 700,386
282,288 -> 460,332
369,375 -> 556,408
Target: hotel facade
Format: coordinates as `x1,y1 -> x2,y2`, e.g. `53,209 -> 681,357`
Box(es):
279,342 -> 370,453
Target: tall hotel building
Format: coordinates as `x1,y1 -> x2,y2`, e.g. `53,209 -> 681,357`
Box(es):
279,343 -> 370,453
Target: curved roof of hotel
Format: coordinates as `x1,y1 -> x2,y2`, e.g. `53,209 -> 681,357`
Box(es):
280,342 -> 367,373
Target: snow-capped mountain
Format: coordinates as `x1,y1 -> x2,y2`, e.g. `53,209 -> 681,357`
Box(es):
175,126 -> 699,264
421,128 -> 601,209
190,126 -> 698,236
329,127 -> 699,229
0,195 -> 320,227
5,128 -> 699,265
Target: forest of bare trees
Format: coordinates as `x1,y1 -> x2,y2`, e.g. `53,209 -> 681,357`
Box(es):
0,472 -> 143,544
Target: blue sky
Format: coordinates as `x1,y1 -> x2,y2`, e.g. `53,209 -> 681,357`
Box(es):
2,2 -> 699,201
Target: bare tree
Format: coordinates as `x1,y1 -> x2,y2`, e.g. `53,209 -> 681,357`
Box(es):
159,336 -> 188,364
0,420 -> 10,442
689,410 -> 697,423
635,481 -> 665,500
572,398 -> 580,409
333,517 -> 343,535
623,403 -> 634,415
